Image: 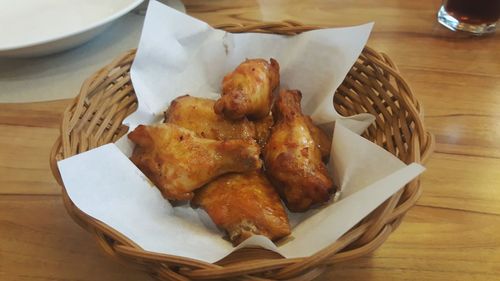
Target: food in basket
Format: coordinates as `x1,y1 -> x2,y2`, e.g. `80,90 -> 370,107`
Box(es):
192,171 -> 291,245
264,90 -> 335,212
128,57 -> 334,244
128,123 -> 262,201
214,58 -> 280,120
164,95 -> 256,141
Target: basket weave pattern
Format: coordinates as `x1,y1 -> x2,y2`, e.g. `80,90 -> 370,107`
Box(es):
50,22 -> 434,281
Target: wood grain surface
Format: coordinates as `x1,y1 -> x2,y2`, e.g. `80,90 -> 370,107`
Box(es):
1,0 -> 499,280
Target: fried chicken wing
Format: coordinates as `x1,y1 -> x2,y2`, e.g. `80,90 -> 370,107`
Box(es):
192,171 -> 291,245
264,90 -> 335,212
214,58 -> 279,120
128,124 -> 262,201
164,95 -> 256,140
304,116 -> 332,161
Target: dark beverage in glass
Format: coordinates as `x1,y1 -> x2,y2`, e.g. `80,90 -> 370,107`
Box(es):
438,0 -> 500,35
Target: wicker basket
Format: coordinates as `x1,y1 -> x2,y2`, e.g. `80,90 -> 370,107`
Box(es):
49,22 -> 434,281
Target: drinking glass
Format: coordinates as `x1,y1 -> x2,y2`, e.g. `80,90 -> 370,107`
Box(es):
437,0 -> 500,35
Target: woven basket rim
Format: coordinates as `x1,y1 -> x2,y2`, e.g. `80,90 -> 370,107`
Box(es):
49,21 -> 435,281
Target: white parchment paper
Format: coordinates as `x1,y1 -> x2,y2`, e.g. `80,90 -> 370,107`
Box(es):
57,0 -> 425,263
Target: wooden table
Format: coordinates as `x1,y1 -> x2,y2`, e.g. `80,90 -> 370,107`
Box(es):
1,0 -> 499,280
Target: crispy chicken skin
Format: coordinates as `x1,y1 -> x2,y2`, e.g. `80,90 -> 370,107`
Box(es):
214,58 -> 280,120
164,95 -> 256,140
128,124 -> 262,201
264,90 -> 335,212
192,171 -> 291,245
304,116 -> 332,161
253,112 -> 274,148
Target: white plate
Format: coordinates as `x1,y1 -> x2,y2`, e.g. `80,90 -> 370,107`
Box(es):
0,0 -> 143,57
